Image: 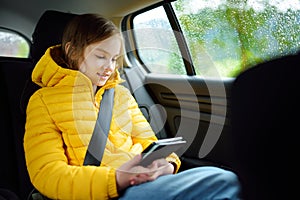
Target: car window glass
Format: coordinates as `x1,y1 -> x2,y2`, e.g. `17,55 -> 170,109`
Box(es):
133,6 -> 186,74
172,0 -> 300,77
0,28 -> 30,58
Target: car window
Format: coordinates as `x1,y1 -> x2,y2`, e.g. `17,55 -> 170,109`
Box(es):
0,27 -> 30,58
133,6 -> 186,74
132,0 -> 300,77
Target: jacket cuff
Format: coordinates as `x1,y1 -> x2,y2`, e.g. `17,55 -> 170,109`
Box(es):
107,168 -> 119,198
166,152 -> 181,174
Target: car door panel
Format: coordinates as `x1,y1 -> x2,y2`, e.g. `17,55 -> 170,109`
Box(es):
143,73 -> 236,170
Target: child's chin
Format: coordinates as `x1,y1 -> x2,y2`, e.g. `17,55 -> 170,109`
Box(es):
96,80 -> 108,87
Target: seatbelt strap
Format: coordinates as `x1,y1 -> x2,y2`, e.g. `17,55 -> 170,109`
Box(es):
83,88 -> 114,166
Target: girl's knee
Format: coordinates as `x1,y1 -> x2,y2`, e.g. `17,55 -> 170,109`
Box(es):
190,166 -> 241,186
218,169 -> 240,186
195,166 -> 241,188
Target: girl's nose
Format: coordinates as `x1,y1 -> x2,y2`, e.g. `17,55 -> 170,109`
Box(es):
104,60 -> 116,71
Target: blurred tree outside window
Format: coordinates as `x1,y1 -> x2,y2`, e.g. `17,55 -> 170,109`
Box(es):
0,28 -> 30,58
133,0 -> 300,77
174,0 -> 300,77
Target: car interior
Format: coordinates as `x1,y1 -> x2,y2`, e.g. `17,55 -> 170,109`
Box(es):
0,0 -> 299,199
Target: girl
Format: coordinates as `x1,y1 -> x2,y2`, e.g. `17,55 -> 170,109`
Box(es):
24,13 -> 241,200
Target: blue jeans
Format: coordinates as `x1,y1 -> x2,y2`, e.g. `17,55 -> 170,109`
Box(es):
119,166 -> 241,200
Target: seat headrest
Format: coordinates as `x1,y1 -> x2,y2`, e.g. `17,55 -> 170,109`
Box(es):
30,10 -> 78,63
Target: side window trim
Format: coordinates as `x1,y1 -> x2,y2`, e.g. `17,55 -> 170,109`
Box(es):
121,14 -> 150,72
163,2 -> 195,75
123,1 -> 195,75
122,2 -> 166,73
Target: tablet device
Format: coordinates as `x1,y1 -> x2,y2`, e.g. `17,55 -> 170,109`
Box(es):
140,137 -> 186,167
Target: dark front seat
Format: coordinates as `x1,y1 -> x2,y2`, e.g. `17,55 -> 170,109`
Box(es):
230,52 -> 300,200
0,57 -> 33,200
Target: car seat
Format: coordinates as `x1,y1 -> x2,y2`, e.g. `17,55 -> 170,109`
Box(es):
0,10 -> 77,200
230,51 -> 300,200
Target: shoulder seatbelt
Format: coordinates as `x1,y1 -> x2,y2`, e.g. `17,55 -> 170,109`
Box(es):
83,88 -> 115,166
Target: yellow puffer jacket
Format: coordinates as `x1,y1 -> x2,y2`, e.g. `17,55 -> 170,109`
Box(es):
24,45 -> 181,200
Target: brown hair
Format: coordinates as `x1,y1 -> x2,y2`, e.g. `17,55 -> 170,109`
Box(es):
62,13 -> 122,70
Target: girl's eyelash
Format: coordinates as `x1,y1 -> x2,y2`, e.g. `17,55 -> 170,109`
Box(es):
96,54 -> 118,61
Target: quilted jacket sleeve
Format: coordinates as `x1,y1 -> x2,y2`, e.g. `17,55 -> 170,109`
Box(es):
24,91 -> 118,200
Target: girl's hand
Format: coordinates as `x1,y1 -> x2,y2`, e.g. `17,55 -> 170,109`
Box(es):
146,158 -> 174,181
116,154 -> 152,191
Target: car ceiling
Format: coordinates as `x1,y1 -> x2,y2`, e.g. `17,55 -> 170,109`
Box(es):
1,0 -> 162,39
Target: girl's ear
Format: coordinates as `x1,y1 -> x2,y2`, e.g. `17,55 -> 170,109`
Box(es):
65,42 -> 71,54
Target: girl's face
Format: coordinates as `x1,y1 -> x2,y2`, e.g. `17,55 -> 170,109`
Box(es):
78,34 -> 122,90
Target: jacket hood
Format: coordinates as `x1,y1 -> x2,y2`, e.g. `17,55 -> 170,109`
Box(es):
32,45 -> 123,90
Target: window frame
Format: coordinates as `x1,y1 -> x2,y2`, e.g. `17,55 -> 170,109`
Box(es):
122,0 -> 196,75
